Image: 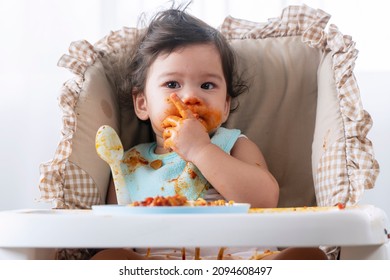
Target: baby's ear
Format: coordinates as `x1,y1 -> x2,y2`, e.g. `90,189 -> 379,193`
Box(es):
222,96 -> 231,122
133,91 -> 149,121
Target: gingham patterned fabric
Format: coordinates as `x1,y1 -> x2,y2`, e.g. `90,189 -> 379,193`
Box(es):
39,58 -> 100,209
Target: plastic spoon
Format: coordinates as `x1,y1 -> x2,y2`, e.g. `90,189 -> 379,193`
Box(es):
95,125 -> 130,205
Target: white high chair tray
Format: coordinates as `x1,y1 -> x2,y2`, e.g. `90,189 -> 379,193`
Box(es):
0,205 -> 389,259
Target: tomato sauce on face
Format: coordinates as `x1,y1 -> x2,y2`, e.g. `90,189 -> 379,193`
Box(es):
163,98 -> 222,133
199,108 -> 222,132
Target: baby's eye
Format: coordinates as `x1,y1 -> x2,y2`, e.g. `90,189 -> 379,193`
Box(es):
201,82 -> 215,90
166,81 -> 180,89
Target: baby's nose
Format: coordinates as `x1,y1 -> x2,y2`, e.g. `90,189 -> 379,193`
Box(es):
183,96 -> 202,106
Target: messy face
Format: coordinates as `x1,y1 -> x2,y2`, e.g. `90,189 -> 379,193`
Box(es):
133,43 -> 230,151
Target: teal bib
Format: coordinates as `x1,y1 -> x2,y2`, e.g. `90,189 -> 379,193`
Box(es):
121,127 -> 241,202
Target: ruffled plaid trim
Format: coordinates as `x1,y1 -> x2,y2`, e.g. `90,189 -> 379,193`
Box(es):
220,4 -> 379,208
221,4 -> 330,48
57,40 -> 98,75
325,25 -> 380,205
39,40 -> 99,209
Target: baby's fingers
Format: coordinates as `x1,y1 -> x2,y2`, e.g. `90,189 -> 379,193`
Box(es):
163,127 -> 176,150
161,115 -> 182,129
170,93 -> 195,119
162,127 -> 172,141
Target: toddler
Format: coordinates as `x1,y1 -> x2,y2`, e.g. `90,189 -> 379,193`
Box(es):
93,7 -> 326,260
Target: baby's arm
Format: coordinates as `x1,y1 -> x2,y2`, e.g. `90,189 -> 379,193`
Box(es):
190,136 -> 279,208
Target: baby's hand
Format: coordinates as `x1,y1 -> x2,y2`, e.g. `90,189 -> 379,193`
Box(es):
162,93 -> 211,161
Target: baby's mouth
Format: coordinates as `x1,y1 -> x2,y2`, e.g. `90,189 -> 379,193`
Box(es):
193,110 -> 222,132
188,110 -> 208,127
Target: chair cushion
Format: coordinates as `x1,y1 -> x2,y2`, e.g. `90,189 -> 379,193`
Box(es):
225,36 -> 320,207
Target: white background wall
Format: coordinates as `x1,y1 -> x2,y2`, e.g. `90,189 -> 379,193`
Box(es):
0,0 -> 389,216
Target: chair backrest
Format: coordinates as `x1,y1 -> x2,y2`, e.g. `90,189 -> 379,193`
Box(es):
226,35 -> 319,207
39,5 -> 379,209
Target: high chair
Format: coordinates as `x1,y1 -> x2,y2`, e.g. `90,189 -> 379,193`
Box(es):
1,4 -> 386,260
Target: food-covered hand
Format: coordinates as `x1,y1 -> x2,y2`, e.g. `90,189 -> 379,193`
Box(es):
162,93 -> 211,161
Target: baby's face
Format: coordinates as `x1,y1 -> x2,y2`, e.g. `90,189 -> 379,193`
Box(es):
137,43 -> 230,140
